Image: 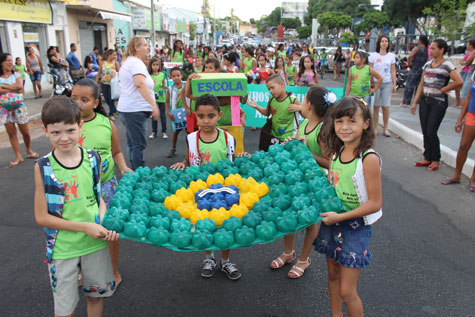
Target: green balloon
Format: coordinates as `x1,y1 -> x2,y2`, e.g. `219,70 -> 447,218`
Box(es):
191,231 -> 213,250
272,195 -> 291,211
165,210 -> 181,222
106,207 -> 129,221
222,217 -> 243,232
171,218 -> 192,233
268,172 -> 285,186
235,225 -> 256,246
129,213 -> 149,226
147,228 -> 169,246
247,168 -> 264,181
124,222 -> 147,239
268,143 -> 284,156
153,166 -> 168,178
102,216 -> 124,233
169,231 -> 192,248
269,184 -> 289,198
242,212 -> 263,228
281,159 -> 298,172
298,207 -> 320,225
151,189 -> 169,203
284,138 -> 299,151
256,221 -> 277,240
149,203 -> 166,216
169,180 -> 187,193
110,195 -> 131,209
184,165 -> 200,176
130,203 -> 149,216
251,151 -> 265,164
213,229 -> 234,249
276,214 -> 298,233
153,180 -> 169,192
275,150 -> 291,163
233,155 -> 250,167
263,163 -> 280,177
251,200 -> 272,214
133,189 -> 150,200
262,207 -> 283,222
150,215 -> 170,230
285,170 -> 304,186
195,219 -> 217,233
257,157 -> 274,169
290,182 -> 308,196
291,195 -> 312,211
180,173 -> 194,185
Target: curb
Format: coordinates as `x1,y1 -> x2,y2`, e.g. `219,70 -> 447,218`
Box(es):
386,116 -> 474,178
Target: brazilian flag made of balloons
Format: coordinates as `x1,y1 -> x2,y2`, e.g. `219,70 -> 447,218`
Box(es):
102,140 -> 346,251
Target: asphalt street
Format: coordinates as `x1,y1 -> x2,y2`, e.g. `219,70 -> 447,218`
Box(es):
0,78 -> 474,316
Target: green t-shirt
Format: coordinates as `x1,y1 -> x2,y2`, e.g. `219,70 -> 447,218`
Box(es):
170,50 -> 184,63
277,51 -> 286,57
285,65 -> 295,86
243,57 -> 254,74
321,52 -> 328,60
49,148 -> 108,260
270,95 -> 297,141
151,72 -> 166,102
79,113 -> 114,184
15,64 -> 26,80
329,152 -> 360,211
198,129 -> 229,165
350,65 -> 371,97
217,104 -> 232,126
297,120 -> 323,157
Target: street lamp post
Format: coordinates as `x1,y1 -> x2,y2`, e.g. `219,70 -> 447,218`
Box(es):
151,0 -> 156,50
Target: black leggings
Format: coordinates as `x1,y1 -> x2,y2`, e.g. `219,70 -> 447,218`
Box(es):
419,96 -> 448,161
151,102 -> 166,134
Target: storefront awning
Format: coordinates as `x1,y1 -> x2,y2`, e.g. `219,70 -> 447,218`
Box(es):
99,11 -> 132,23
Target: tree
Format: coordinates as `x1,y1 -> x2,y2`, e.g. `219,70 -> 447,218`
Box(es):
317,11 -> 352,32
250,18 -> 256,24
266,7 -> 282,26
305,0 -> 371,25
423,0 -> 468,44
359,11 -> 390,32
189,22 -> 197,41
384,0 -> 438,32
201,0 -> 210,17
339,32 -> 358,44
281,17 -> 302,29
296,26 -> 312,39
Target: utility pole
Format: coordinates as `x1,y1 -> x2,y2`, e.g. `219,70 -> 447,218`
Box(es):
151,0 -> 156,50
213,1 -> 216,46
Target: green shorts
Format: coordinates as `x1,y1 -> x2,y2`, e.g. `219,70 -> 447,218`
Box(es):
47,247 -> 115,316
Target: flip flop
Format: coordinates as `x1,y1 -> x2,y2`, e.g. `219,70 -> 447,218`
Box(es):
8,160 -> 23,168
441,177 -> 460,185
469,184 -> 475,192
427,164 -> 439,171
383,130 -> 391,137
26,152 -> 39,159
414,161 -> 431,167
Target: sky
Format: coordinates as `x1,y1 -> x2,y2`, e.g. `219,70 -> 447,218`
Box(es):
160,0 -> 294,22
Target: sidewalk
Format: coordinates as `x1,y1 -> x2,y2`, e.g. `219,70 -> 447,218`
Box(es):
1,85 -> 474,177
387,91 -> 474,178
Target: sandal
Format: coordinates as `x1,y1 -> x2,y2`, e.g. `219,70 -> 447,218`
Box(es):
270,250 -> 296,269
428,163 -> 439,171
288,258 -> 311,279
414,160 -> 431,167
383,130 -> 391,137
469,184 -> 475,192
8,160 -> 23,168
441,177 -> 460,185
26,152 -> 39,159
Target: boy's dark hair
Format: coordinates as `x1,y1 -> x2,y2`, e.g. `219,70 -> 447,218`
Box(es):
170,67 -> 183,76
419,35 -> 429,47
74,78 -> 108,117
223,52 -> 237,63
205,58 -> 220,70
42,96 -> 81,127
306,86 -> 333,118
266,74 -> 284,85
70,43 -> 76,49
195,93 -> 220,112
322,96 -> 374,157
245,47 -> 254,57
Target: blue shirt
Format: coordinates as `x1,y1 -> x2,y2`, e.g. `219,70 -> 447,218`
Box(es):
66,52 -> 81,71
89,52 -> 99,70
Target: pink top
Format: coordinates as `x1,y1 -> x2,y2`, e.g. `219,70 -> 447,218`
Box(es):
461,52 -> 472,73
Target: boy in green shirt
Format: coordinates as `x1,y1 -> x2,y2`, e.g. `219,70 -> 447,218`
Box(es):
166,67 -> 187,158
171,94 -> 241,280
34,96 -> 119,316
247,74 -> 301,143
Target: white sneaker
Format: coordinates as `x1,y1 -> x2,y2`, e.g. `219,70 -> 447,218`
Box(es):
148,132 -> 157,139
162,133 -> 168,139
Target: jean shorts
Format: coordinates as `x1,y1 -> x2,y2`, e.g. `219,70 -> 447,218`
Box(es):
461,69 -> 474,99
30,71 -> 42,82
314,218 -> 372,269
373,81 -> 393,107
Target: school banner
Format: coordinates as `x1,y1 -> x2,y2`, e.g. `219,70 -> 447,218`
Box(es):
241,85 -> 344,127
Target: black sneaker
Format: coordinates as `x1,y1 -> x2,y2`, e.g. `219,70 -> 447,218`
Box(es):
166,148 -> 176,158
221,262 -> 241,280
201,258 -> 217,278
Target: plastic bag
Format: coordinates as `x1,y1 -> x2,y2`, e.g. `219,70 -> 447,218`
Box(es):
111,76 -> 120,100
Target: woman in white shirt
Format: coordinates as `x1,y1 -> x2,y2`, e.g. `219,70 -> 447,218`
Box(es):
117,37 -> 159,170
369,35 -> 397,137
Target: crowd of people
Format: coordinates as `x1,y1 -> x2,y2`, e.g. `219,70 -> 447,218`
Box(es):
0,33 -> 472,316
